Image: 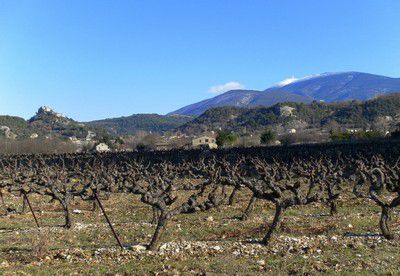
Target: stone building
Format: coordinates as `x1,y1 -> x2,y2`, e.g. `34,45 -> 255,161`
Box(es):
192,136 -> 218,149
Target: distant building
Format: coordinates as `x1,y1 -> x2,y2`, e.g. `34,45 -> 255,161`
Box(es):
346,129 -> 359,134
288,129 -> 297,134
30,133 -> 39,139
95,143 -> 110,152
69,136 -> 81,144
155,142 -> 170,151
39,106 -> 65,118
41,106 -> 53,113
192,136 -> 218,149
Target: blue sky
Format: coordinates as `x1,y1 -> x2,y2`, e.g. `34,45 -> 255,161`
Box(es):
1,0 -> 399,121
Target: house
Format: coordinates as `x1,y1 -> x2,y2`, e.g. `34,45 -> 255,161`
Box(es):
346,129 -> 360,134
95,143 -> 110,152
155,142 -> 170,151
69,136 -> 83,144
192,136 -> 218,149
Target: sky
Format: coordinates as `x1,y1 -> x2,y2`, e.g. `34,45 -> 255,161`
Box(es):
0,0 -> 399,121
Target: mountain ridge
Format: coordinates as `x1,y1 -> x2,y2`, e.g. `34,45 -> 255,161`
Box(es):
168,89 -> 312,116
178,93 -> 400,135
170,72 -> 400,116
267,71 -> 400,102
3,71 -> 400,139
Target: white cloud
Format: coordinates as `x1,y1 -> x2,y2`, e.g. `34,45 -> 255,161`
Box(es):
208,81 -> 244,94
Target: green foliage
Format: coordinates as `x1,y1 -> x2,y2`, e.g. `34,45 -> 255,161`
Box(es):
0,109 -> 113,141
29,111 -> 93,139
216,131 -> 238,147
115,137 -> 125,145
89,114 -> 193,135
359,131 -> 384,139
180,93 -> 400,134
330,132 -> 352,141
180,107 -> 245,134
0,116 -> 43,138
136,143 -> 152,151
330,131 -> 383,141
260,128 -> 276,144
98,134 -> 113,145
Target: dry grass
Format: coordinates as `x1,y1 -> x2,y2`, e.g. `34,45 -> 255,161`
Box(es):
0,191 -> 400,275
30,229 -> 50,261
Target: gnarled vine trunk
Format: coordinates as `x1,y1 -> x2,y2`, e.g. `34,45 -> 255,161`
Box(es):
262,203 -> 284,246
241,195 -> 257,221
228,186 -> 239,205
380,206 -> 394,240
147,213 -> 168,251
329,200 -> 338,216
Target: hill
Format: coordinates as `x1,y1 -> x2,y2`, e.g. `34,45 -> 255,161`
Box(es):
1,106 -> 109,140
87,113 -> 193,135
1,107 -> 192,140
170,72 -> 400,116
0,116 -> 44,139
169,90 -> 311,116
28,106 -> 94,139
178,93 -> 400,134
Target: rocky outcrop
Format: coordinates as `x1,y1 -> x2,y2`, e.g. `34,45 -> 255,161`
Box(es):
279,106 -> 296,117
0,126 -> 17,139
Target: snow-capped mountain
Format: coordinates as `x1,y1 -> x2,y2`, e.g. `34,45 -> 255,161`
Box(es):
266,72 -> 400,102
169,72 -> 400,116
169,90 -> 311,116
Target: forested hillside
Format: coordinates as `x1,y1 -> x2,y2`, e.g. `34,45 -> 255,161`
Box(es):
0,116 -> 44,139
87,114 -> 193,135
1,107 -> 109,140
179,93 -> 400,134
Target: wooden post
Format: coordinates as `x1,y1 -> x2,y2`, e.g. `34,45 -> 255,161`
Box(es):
95,194 -> 124,249
23,192 -> 40,229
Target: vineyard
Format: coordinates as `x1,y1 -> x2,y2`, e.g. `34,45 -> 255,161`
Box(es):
1,141 -> 400,274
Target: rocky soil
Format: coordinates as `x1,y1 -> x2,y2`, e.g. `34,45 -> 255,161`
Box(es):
0,193 -> 400,275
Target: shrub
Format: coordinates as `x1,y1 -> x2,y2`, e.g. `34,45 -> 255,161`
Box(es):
136,143 -> 151,151
260,129 -> 276,145
216,131 -> 238,147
